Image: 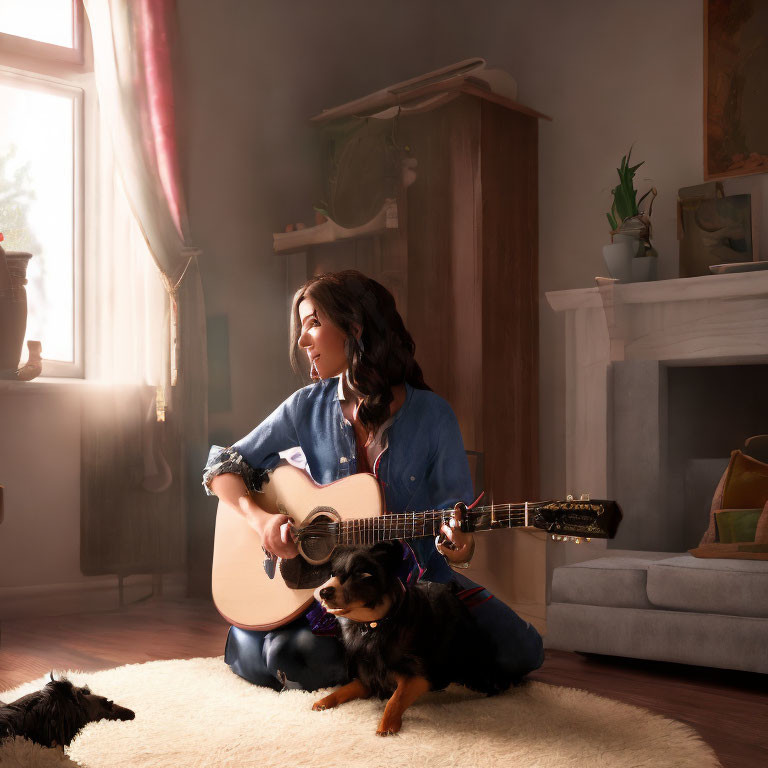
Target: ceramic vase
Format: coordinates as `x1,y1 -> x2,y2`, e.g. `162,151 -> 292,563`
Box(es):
0,249 -> 33,375
602,240 -> 634,282
632,255 -> 657,282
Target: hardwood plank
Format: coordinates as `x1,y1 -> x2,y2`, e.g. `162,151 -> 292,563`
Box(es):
0,598 -> 229,691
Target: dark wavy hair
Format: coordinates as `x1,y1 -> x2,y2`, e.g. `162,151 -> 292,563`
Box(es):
289,270 -> 431,437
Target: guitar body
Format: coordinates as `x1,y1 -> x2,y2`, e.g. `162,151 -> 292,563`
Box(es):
211,463 -> 623,631
212,464 -> 386,631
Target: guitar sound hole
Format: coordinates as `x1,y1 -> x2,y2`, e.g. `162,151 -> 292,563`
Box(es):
300,511 -> 338,563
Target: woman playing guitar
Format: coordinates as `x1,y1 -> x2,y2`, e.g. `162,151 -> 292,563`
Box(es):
203,270 -> 544,691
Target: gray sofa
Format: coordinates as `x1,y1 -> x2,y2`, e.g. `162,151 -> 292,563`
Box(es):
545,552 -> 768,674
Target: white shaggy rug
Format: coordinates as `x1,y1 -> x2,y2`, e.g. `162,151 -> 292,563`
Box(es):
0,657 -> 720,768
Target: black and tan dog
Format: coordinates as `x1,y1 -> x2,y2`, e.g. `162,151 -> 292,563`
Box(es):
0,675 -> 134,750
312,541 -> 512,735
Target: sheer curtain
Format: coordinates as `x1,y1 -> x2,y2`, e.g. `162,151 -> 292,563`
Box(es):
82,0 -> 209,593
86,112 -> 166,388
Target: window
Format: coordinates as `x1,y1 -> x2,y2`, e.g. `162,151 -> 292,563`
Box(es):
0,0 -> 83,62
0,1 -> 90,377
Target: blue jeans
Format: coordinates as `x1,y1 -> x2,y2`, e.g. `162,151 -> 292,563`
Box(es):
225,573 -> 544,691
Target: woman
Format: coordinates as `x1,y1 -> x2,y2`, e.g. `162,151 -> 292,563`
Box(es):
203,270 -> 543,691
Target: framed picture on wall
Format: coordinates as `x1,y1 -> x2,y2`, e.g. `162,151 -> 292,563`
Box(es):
705,0 -> 768,179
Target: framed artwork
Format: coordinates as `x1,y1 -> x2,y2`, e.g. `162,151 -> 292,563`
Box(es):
705,0 -> 768,179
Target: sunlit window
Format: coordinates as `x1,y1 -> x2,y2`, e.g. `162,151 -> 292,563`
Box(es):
0,76 -> 76,363
0,0 -> 74,48
0,0 -> 87,377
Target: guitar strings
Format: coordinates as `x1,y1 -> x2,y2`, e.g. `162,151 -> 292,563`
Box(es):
298,512 -> 538,531
295,499 -> 598,543
296,505 -> 552,541
298,502 -> 554,530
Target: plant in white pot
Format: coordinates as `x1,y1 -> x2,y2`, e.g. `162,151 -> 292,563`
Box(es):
603,147 -> 658,282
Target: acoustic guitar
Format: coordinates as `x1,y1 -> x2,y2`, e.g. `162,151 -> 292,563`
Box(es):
211,464 -> 622,630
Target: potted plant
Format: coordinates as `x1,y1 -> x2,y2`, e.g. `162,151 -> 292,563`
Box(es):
603,147 -> 658,282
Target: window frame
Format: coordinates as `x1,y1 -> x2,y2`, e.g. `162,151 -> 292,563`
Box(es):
0,0 -> 84,64
0,0 -> 92,378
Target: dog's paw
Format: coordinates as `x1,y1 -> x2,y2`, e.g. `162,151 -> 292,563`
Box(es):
376,717 -> 402,736
312,695 -> 338,711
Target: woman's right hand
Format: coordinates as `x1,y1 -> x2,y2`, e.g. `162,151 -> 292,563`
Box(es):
209,472 -> 299,559
256,513 -> 299,560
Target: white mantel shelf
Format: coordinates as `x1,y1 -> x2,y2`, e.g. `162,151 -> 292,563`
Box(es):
546,270 -> 768,312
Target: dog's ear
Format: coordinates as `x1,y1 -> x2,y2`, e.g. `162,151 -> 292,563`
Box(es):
329,545 -> 354,573
369,541 -> 404,576
46,678 -> 77,701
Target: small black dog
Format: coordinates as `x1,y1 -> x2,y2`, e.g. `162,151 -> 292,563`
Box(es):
312,541 -> 512,735
0,674 -> 134,749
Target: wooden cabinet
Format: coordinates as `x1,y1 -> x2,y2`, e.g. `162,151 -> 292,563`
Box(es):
397,93 -> 541,507
290,88 -> 544,501
282,76 -> 547,622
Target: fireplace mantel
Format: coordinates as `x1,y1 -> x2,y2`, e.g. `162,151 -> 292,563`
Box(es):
547,269 -> 768,311
545,271 -> 768,530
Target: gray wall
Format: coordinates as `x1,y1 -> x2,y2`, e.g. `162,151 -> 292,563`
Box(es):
179,0 -> 705,500
1,0 -> 726,592
178,0 -> 493,446
472,0 -> 704,498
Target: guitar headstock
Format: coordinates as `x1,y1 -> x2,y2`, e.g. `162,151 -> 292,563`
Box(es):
532,494 -> 622,539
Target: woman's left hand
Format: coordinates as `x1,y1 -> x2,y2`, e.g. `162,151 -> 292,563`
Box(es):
437,503 -> 475,565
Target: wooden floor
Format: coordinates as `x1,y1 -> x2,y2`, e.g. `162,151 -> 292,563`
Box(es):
1,598 -> 766,767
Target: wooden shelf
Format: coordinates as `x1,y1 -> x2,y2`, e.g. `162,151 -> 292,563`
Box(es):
273,198 -> 398,255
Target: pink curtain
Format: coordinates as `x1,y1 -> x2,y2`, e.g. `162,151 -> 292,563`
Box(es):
137,0 -> 186,242
84,0 -> 210,595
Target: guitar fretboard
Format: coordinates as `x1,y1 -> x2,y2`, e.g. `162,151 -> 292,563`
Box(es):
339,503 -> 542,545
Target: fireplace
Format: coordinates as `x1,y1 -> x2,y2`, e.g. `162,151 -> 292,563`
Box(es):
611,361 -> 768,551
547,270 -> 768,554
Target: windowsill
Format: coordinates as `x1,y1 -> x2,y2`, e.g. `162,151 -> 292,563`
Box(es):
0,376 -> 87,394
0,377 -> 143,394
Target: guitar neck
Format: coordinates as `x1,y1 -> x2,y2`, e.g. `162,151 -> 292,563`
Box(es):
340,503 -> 535,546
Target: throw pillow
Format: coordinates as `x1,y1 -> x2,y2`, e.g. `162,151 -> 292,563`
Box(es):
721,450 -> 768,509
714,508 -> 763,543
699,449 -> 768,545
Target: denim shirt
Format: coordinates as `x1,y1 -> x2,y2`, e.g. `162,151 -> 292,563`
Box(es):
203,375 -> 475,577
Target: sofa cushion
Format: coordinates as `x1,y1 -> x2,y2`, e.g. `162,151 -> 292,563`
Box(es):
647,554 -> 768,618
550,557 -> 660,609
545,603 -> 768,674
